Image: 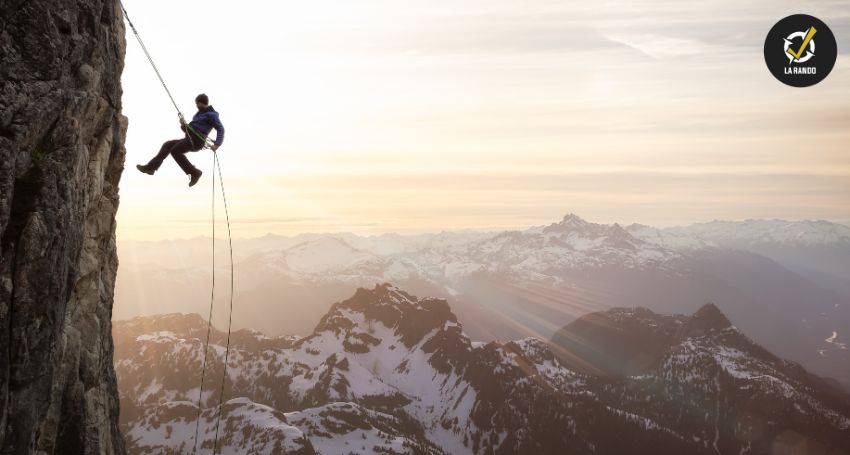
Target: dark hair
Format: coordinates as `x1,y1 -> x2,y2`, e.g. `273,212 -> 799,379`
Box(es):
195,93 -> 209,104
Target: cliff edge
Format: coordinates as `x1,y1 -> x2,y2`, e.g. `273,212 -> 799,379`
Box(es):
1,0 -> 127,453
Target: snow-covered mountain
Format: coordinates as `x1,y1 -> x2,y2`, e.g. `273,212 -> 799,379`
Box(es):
653,219 -> 850,247
230,215 -> 686,296
114,284 -> 850,455
631,219 -> 850,299
240,236 -> 401,283
115,214 -> 850,389
264,214 -> 687,284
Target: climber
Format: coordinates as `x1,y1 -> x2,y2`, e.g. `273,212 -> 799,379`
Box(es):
136,94 -> 225,187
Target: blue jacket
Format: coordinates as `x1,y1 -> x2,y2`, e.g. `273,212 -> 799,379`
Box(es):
187,105 -> 225,146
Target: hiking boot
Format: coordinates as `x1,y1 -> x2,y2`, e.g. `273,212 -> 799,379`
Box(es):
188,169 -> 203,187
136,164 -> 155,175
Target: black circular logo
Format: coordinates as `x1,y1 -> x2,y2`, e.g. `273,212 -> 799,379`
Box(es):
764,14 -> 837,87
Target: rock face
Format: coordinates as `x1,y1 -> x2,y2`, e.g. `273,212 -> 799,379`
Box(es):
0,0 -> 127,453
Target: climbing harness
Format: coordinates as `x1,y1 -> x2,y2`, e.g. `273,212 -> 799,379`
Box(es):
118,2 -> 235,454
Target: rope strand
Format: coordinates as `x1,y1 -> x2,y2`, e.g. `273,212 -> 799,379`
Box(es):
192,152 -> 217,455
211,151 -> 235,455
118,0 -> 181,114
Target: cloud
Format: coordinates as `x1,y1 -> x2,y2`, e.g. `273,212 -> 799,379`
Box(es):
605,33 -> 726,60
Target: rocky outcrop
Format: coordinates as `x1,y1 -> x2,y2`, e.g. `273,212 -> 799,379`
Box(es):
0,0 -> 127,453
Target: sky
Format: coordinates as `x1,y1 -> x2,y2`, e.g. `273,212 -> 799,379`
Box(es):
117,0 -> 850,241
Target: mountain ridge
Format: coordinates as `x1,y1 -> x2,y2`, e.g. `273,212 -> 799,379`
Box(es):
115,283 -> 850,455
115,213 -> 850,390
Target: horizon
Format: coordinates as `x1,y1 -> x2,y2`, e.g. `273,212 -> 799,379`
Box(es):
116,212 -> 850,242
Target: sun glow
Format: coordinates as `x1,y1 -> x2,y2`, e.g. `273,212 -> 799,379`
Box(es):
117,0 -> 850,241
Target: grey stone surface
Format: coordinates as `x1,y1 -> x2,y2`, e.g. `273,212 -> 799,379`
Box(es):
0,0 -> 127,453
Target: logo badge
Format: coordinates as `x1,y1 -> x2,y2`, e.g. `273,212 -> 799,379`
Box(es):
764,14 -> 837,87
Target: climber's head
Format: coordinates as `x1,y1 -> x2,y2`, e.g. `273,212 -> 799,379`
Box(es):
195,93 -> 209,109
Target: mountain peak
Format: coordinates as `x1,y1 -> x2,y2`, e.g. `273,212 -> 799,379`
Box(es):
349,282 -> 419,307
558,213 -> 592,229
313,283 -> 461,349
542,213 -> 593,234
688,302 -> 732,333
561,213 -> 587,224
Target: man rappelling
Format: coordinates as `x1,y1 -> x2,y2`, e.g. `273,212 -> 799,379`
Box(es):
136,94 -> 225,187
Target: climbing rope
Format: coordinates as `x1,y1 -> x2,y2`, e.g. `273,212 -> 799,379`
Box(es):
118,3 -> 235,454
118,0 -> 180,115
211,150 -> 235,454
192,154 -> 216,454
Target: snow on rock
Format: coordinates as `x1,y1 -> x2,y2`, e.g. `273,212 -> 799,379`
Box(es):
285,402 -> 445,455
125,398 -> 315,454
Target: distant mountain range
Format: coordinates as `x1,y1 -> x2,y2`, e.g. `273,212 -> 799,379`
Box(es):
115,214 -> 850,387
114,284 -> 850,455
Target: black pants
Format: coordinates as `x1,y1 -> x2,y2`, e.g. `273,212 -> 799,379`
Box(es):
146,134 -> 205,174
